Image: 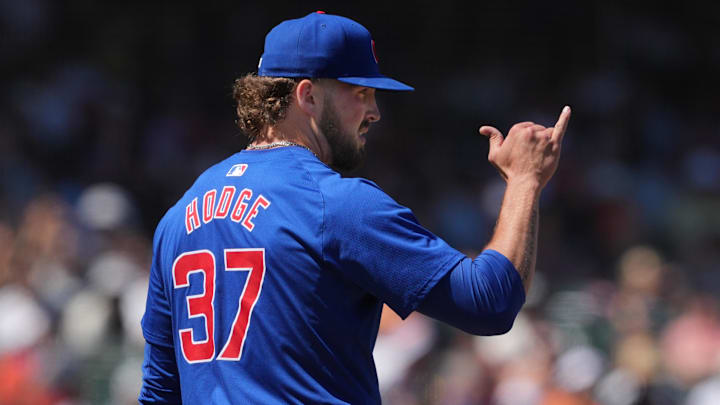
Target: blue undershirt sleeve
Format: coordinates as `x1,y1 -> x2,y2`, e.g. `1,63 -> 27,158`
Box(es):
138,341 -> 182,404
416,249 -> 526,335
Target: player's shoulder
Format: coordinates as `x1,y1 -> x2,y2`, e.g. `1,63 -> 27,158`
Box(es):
311,169 -> 403,225
317,174 -> 386,203
269,149 -> 384,199
296,156 -> 383,200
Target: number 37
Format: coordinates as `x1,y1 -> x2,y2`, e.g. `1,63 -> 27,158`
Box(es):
172,248 -> 265,364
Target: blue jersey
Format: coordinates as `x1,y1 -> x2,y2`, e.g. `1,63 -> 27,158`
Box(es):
141,146 -> 465,404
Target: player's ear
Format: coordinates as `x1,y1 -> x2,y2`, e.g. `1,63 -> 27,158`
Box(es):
295,79 -> 322,118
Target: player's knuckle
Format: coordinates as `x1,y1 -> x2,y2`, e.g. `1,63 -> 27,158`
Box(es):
511,122 -> 527,132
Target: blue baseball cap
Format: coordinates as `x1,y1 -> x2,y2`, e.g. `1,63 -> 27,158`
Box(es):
258,11 -> 414,91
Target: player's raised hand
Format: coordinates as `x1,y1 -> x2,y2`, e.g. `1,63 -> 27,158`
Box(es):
479,106 -> 571,189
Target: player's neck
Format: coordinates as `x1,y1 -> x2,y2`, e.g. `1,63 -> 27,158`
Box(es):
252,113 -> 332,164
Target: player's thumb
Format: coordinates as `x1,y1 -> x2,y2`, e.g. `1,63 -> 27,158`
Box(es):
479,126 -> 504,153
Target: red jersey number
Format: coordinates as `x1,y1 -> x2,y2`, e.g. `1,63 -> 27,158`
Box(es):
218,249 -> 265,360
172,250 -> 216,363
172,249 -> 266,364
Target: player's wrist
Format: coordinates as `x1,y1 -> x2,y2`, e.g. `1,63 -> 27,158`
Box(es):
505,177 -> 543,199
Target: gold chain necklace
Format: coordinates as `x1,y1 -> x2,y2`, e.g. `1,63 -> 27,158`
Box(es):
245,141 -> 318,159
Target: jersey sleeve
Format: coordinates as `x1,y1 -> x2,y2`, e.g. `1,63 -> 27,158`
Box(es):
322,178 -> 465,318
141,223 -> 175,348
139,341 -> 182,404
416,250 -> 526,335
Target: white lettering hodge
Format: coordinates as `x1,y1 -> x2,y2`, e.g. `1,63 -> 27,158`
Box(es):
185,186 -> 271,234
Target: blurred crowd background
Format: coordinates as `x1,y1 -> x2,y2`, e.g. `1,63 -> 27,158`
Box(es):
2,1 -> 720,404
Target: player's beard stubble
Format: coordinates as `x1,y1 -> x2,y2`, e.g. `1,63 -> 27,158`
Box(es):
319,97 -> 367,172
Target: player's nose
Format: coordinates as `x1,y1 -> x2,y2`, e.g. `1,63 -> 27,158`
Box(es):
366,96 -> 381,123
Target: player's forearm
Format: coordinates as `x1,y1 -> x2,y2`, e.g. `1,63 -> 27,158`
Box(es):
484,178 -> 541,294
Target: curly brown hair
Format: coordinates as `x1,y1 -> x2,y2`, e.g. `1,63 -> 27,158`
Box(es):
232,74 -> 301,141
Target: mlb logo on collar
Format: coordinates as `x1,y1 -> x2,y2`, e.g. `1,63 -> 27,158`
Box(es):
227,164 -> 248,177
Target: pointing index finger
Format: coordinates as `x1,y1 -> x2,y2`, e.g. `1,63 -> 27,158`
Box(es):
552,106 -> 571,143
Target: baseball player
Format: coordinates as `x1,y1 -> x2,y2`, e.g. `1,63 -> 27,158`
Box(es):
139,11 -> 570,404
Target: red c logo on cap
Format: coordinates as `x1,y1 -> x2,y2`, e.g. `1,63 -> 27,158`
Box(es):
371,40 -> 378,64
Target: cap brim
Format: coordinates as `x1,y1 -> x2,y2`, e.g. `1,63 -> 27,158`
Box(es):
337,76 -> 414,91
